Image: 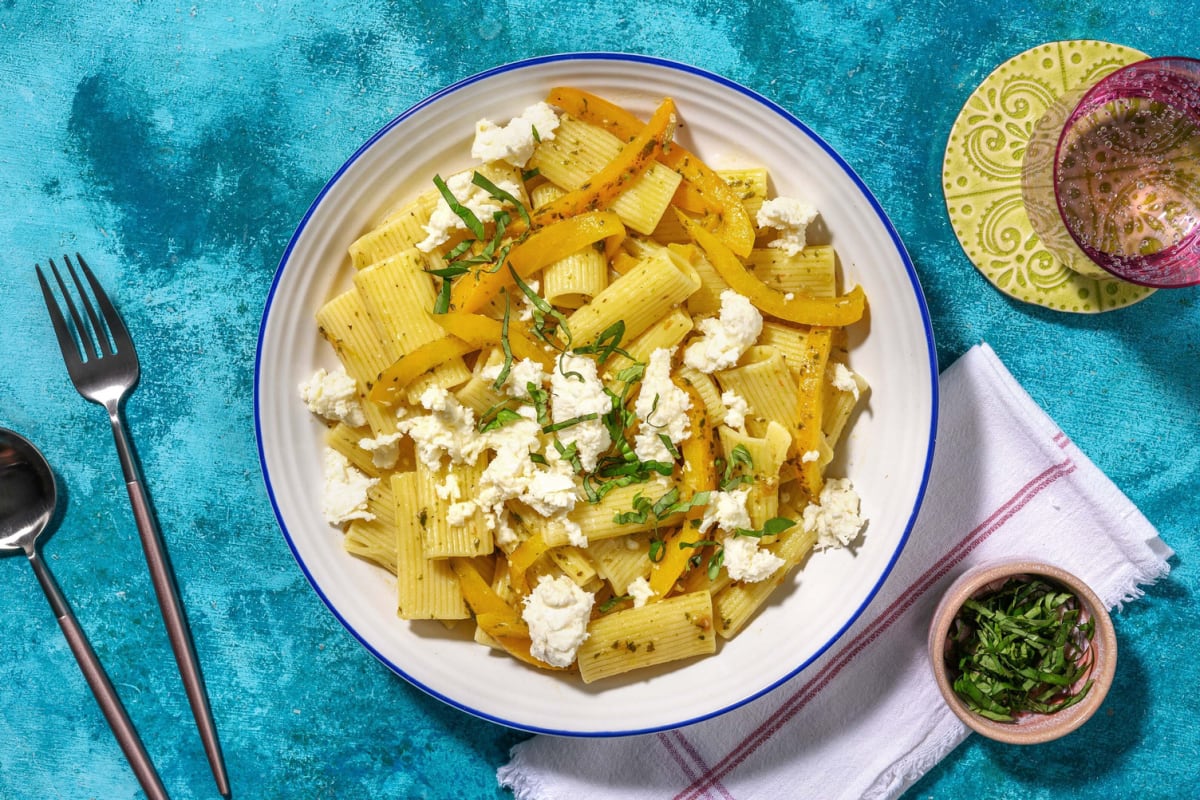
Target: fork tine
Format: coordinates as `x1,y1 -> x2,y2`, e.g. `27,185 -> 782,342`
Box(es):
36,260 -> 92,363
63,253 -> 115,358
45,257 -> 98,362
74,252 -> 133,356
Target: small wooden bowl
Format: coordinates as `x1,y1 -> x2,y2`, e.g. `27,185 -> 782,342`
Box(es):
928,560 -> 1117,744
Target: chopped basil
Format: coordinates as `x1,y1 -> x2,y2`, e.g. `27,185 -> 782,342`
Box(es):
492,290 -> 514,391
946,577 -> 1096,722
734,517 -> 796,539
433,173 -> 485,239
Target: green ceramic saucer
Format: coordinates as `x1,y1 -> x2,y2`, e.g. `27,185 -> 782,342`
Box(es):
943,40 -> 1156,313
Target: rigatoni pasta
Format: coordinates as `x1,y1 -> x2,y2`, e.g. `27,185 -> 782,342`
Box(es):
299,88 -> 871,683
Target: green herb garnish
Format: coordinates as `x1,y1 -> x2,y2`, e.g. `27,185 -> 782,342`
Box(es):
945,577 -> 1096,722
492,290 -> 514,390
599,594 -> 632,613
733,517 -> 796,539
717,444 -> 755,490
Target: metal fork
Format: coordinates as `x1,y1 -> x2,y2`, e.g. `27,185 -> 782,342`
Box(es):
36,254 -> 231,799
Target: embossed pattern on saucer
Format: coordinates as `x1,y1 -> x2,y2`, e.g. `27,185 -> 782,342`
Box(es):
943,40 -> 1156,313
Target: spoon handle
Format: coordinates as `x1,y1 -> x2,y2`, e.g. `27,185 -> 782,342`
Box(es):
27,549 -> 171,800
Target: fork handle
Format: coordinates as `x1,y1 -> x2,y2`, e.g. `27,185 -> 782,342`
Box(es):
28,550 -> 171,800
106,405 -> 232,798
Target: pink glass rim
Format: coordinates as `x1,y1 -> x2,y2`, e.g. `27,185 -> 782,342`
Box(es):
1053,56 -> 1200,288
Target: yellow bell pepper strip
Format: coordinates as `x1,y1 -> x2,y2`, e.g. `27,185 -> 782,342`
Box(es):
448,557 -> 566,669
432,311 -> 556,370
648,382 -> 717,598
547,87 -> 755,257
506,530 -> 552,597
449,210 -> 625,314
789,326 -> 833,500
367,336 -> 474,406
677,211 -> 867,327
475,613 -> 566,670
450,557 -> 523,623
671,179 -> 723,216
365,311 -> 555,406
474,612 -> 530,639
610,250 -> 641,276
531,96 -> 678,228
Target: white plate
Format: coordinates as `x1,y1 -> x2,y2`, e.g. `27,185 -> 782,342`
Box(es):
255,53 -> 938,736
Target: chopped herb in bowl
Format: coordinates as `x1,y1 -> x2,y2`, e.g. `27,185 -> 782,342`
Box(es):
929,561 -> 1116,744
944,576 -> 1096,723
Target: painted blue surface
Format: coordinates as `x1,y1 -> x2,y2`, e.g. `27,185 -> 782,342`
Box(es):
0,2 -> 1194,799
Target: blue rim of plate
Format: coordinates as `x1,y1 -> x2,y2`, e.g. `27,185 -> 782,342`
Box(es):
254,51 -> 939,737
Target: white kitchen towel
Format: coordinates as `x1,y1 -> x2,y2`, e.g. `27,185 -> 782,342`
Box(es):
498,342 -> 1174,800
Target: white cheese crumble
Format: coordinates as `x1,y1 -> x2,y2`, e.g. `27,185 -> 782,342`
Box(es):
697,487 -> 752,535
522,574 -> 594,668
722,534 -> 784,583
683,290 -> 763,374
320,448 -> 377,526
474,405 -> 581,548
801,449 -> 820,464
550,353 -> 613,472
299,367 -> 365,428
398,385 -> 484,470
626,576 -> 655,608
435,473 -> 461,501
358,432 -> 404,469
756,196 -> 819,256
803,477 -> 866,550
447,500 -> 477,527
633,347 -> 692,463
721,390 -> 750,430
472,101 -> 561,168
416,171 -> 524,253
832,362 -> 861,401
694,487 -> 782,583
482,356 -> 546,400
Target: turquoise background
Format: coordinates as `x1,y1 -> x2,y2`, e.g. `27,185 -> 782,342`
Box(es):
0,2 -> 1195,799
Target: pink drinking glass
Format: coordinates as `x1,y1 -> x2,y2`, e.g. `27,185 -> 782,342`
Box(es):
1052,57 -> 1200,288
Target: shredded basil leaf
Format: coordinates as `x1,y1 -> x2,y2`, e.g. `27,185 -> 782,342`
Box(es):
433,174 -> 486,239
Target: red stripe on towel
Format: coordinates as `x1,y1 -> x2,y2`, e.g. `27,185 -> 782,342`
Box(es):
673,454 -> 1077,800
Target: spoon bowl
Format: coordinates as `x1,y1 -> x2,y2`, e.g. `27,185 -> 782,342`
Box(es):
0,427 -> 169,799
0,429 -> 57,554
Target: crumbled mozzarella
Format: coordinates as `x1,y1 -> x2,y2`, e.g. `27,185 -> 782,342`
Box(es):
517,278 -> 541,323
697,488 -> 752,535
299,367 -> 365,427
722,534 -> 784,583
416,171 -> 524,252
832,362 -> 861,401
757,196 -> 819,256
435,473 -> 461,501
550,353 -> 613,472
522,574 -> 594,667
482,357 -> 546,400
721,390 -> 750,429
398,385 -> 483,470
626,576 -> 655,608
472,101 -> 561,167
320,448 -> 377,526
447,501 -> 477,527
683,291 -> 763,374
475,405 -> 579,549
358,432 -> 404,469
633,347 -> 691,463
803,477 -> 866,549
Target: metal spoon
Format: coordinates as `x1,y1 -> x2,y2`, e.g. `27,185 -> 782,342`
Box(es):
0,427 -> 170,800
